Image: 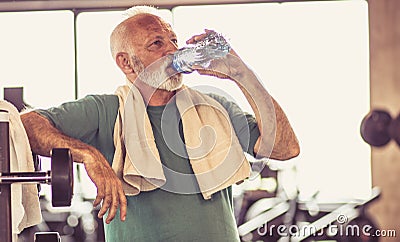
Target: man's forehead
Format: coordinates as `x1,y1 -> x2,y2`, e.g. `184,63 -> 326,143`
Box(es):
128,14 -> 173,33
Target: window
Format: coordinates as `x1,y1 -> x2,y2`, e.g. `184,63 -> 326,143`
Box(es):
0,11 -> 75,109
173,0 -> 370,202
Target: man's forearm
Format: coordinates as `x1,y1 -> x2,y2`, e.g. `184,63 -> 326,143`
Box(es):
197,51 -> 299,160
20,111 -> 101,163
230,63 -> 300,160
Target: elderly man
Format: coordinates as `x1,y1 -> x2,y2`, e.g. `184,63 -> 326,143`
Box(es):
21,6 -> 299,242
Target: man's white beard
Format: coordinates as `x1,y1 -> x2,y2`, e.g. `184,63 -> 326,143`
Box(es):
143,74 -> 183,92
133,56 -> 183,92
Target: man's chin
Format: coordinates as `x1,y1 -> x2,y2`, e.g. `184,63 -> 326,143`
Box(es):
156,76 -> 183,92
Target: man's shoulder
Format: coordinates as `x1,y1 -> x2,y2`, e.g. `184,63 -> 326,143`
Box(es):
82,94 -> 119,109
70,94 -> 119,121
202,92 -> 239,112
204,92 -> 229,104
84,94 -> 119,104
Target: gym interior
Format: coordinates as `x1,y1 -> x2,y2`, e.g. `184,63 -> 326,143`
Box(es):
0,0 -> 399,241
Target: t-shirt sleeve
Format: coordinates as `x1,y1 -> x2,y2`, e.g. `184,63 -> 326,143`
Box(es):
35,95 -> 118,147
207,93 -> 260,156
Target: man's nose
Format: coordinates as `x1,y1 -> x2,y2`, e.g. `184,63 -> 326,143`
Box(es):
164,40 -> 178,56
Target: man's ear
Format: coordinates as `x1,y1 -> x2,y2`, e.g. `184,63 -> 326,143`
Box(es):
116,52 -> 134,74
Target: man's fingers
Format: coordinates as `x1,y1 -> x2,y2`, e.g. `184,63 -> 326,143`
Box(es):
119,187 -> 127,222
186,29 -> 215,45
186,34 -> 203,44
93,194 -> 102,207
93,184 -> 105,207
98,181 -> 112,220
98,197 -> 111,220
105,183 -> 120,224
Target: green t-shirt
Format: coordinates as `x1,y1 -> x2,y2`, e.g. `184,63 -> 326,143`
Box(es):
37,93 -> 260,242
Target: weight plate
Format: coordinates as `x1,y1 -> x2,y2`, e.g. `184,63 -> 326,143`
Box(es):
51,148 -> 73,207
360,110 -> 392,147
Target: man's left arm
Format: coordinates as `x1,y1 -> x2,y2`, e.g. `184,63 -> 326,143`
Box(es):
188,31 -> 300,160
228,67 -> 300,160
238,82 -> 300,160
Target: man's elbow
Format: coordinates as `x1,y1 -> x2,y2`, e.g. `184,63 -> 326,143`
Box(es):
281,136 -> 301,160
273,137 -> 301,160
254,137 -> 300,160
270,146 -> 299,161
286,142 -> 300,159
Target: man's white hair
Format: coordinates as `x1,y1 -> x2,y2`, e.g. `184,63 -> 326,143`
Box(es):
122,5 -> 163,20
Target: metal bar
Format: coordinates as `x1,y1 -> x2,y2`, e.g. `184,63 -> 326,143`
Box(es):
73,9 -> 78,100
1,171 -> 50,178
0,171 -> 51,184
0,177 -> 51,184
1,171 -> 49,177
0,0 -> 352,12
0,110 -> 12,242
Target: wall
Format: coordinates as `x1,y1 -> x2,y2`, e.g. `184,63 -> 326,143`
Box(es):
368,0 -> 400,240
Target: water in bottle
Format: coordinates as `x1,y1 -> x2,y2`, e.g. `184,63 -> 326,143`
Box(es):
172,31 -> 231,74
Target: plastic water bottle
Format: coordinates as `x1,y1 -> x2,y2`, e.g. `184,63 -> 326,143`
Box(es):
172,31 -> 231,74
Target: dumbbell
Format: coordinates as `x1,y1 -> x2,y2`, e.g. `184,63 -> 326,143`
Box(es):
0,148 -> 74,207
360,109 -> 400,147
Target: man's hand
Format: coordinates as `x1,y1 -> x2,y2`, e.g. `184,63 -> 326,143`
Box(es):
83,148 -> 127,224
186,29 -> 246,80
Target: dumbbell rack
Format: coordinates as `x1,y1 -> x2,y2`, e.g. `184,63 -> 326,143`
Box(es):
0,109 -> 73,242
0,110 -> 13,242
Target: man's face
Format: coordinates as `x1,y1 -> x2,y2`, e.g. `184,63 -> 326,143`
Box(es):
127,14 -> 183,91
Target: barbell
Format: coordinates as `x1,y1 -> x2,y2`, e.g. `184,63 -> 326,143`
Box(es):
0,148 -> 74,207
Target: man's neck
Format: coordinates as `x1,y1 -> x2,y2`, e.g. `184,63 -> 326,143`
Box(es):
133,80 -> 175,106
147,89 -> 175,106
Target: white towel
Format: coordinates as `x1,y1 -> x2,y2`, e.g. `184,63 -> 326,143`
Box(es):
0,101 -> 41,238
113,84 -> 251,199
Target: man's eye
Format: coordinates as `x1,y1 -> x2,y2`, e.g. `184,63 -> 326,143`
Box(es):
171,39 -> 178,45
152,40 -> 162,46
